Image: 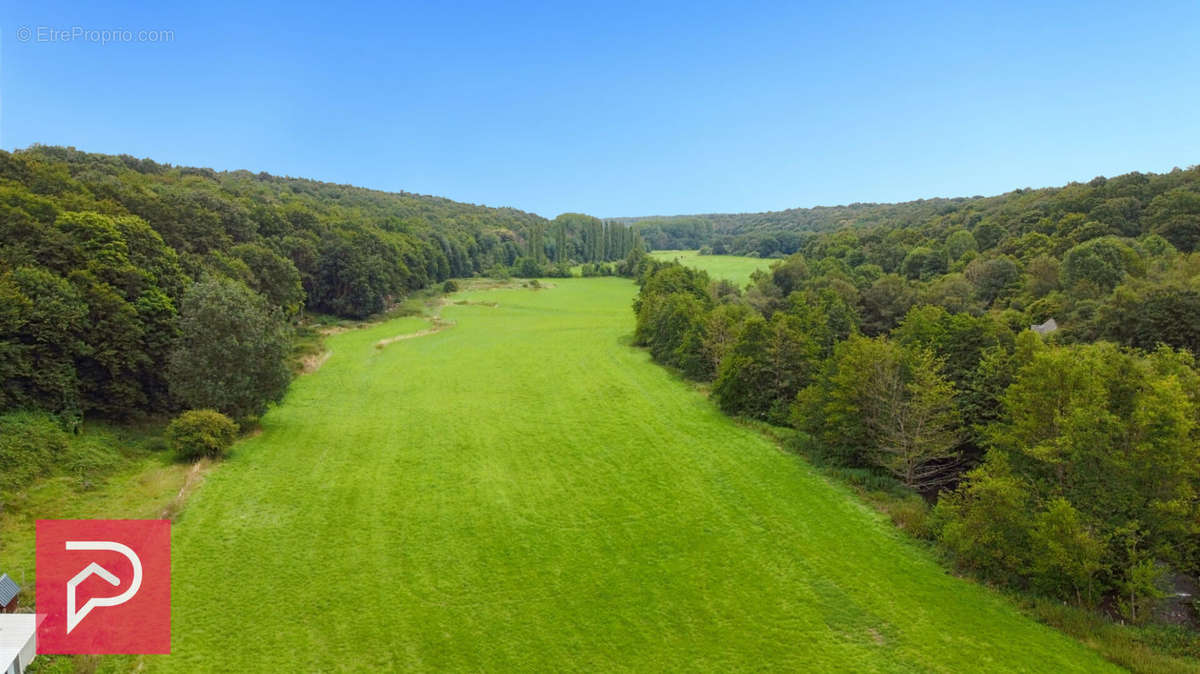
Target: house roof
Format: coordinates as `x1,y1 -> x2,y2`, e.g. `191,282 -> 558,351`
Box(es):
1030,317 -> 1058,335
0,614 -> 37,669
0,574 -> 19,607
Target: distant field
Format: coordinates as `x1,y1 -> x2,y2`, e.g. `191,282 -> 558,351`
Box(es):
136,279 -> 1111,671
649,249 -> 771,287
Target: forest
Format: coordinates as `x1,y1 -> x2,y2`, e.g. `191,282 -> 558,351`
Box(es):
628,168 -> 1200,263
0,146 -> 641,428
631,164 -> 1200,627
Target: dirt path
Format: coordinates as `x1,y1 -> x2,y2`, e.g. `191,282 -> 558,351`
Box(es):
375,316 -> 455,349
158,459 -> 215,521
304,283 -> 523,369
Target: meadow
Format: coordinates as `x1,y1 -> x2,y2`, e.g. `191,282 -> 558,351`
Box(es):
99,277 -> 1119,671
648,250 -> 770,287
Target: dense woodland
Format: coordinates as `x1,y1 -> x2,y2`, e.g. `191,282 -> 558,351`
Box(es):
631,164 -> 1200,624
0,146 -> 640,430
624,201 -> 975,254
628,167 -> 1200,264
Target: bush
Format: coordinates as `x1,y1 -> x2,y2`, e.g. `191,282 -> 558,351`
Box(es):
442,279 -> 459,293
885,497 -> 933,539
544,262 -> 574,278
167,409 -> 239,461
515,257 -> 542,278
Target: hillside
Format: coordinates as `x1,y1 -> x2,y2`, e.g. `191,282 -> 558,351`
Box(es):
0,146 -> 641,422
0,144 -> 549,311
624,166 -> 1200,258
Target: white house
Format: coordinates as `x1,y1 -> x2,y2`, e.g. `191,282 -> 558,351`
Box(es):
0,614 -> 36,674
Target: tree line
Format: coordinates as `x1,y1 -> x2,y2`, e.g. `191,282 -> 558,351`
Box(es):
631,165 -> 1200,622
508,213 -> 641,279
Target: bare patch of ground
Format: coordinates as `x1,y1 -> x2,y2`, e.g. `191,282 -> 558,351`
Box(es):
158,458 -> 216,521
300,350 -> 332,373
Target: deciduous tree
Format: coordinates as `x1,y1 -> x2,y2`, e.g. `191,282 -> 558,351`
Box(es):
167,278 -> 292,420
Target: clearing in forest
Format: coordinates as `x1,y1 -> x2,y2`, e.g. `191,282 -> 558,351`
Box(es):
141,278 -> 1114,671
649,249 -> 770,287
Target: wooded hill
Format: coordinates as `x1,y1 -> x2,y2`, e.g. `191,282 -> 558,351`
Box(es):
625,166 -> 1200,259
0,145 -> 638,420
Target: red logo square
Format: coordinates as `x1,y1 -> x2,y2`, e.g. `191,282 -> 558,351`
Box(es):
35,520 -> 171,654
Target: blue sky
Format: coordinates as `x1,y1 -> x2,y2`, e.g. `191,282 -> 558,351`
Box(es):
3,1 -> 1199,217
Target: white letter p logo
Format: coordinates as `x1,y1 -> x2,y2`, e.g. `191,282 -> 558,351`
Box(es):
65,541 -> 143,634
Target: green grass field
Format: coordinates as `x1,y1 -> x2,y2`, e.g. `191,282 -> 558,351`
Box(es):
649,250 -> 771,287
139,279 -> 1113,671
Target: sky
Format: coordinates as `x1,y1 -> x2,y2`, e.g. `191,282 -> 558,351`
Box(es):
2,1 -> 1199,218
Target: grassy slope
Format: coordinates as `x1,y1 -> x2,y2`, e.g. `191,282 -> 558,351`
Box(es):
0,426 -> 194,601
649,250 -> 771,287
141,279 -> 1113,672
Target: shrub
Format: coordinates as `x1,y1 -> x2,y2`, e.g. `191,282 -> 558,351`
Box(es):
886,497 -> 933,539
167,409 -> 239,461
514,257 -> 542,278
544,263 -> 574,278
442,279 -> 459,293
